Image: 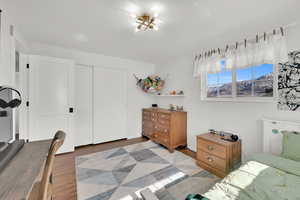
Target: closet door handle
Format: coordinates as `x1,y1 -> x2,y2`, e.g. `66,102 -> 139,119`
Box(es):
69,107 -> 74,113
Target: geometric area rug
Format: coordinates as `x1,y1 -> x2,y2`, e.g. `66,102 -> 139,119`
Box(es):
75,141 -> 219,200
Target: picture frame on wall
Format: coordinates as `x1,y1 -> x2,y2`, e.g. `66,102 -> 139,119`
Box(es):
278,51 -> 300,111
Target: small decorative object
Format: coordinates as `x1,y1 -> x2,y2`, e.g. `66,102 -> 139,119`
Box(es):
176,105 -> 184,111
219,131 -> 226,137
230,134 -> 239,142
209,129 -> 217,134
178,90 -> 184,95
219,131 -> 239,142
169,104 -> 176,111
152,104 -> 158,108
170,90 -> 177,95
133,74 -> 165,94
278,51 -> 300,111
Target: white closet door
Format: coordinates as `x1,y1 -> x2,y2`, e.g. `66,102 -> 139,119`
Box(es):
18,53 -> 29,140
74,65 -> 93,147
29,55 -> 75,153
93,67 -> 127,144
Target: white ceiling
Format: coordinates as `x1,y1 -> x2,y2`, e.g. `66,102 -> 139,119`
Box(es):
4,0 -> 300,64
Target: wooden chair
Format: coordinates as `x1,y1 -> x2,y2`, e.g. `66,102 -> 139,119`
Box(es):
28,131 -> 66,200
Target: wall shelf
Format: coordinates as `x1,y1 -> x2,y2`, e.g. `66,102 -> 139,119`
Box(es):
155,95 -> 185,97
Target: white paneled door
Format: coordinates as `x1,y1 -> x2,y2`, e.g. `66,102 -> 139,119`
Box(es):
74,65 -> 93,147
28,55 -> 75,153
93,67 -> 127,144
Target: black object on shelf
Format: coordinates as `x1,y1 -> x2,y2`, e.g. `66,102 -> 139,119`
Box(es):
0,140 -> 25,173
152,104 -> 158,108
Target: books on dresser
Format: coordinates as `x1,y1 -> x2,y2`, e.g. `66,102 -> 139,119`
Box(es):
142,108 -> 187,152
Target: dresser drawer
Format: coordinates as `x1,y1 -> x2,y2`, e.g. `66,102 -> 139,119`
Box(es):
142,127 -> 153,137
143,110 -> 151,116
157,118 -> 170,126
155,122 -> 169,129
158,113 -> 170,120
142,121 -> 153,128
197,151 -> 226,172
150,112 -> 157,117
142,115 -> 152,121
160,127 -> 169,134
198,139 -> 226,159
153,132 -> 170,145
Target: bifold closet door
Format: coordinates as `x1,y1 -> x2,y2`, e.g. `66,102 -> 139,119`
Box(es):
93,67 -> 127,144
29,55 -> 75,154
74,65 -> 93,147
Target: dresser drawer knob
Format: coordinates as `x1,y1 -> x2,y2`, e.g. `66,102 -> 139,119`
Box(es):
164,129 -> 167,132
207,145 -> 214,151
207,157 -> 213,162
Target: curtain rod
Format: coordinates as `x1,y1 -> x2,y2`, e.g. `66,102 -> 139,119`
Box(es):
196,22 -> 299,56
243,22 -> 298,43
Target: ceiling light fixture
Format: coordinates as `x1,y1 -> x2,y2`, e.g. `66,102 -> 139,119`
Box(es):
134,14 -> 161,32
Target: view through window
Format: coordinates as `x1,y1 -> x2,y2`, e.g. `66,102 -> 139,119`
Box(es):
207,61 -> 273,98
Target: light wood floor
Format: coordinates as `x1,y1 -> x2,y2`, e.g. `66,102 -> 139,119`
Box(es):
52,137 -> 195,200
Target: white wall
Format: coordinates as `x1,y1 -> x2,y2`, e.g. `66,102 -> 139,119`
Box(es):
28,43 -> 156,139
155,25 -> 300,158
0,10 -> 15,86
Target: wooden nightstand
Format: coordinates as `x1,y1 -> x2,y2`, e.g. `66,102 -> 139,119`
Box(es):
196,133 -> 241,178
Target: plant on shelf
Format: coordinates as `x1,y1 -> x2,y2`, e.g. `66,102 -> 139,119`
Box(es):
133,74 -> 165,93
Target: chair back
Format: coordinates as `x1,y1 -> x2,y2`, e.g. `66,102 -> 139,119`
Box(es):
39,131 -> 66,200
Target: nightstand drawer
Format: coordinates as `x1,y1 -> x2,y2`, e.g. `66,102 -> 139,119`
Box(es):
198,139 -> 226,159
197,151 -> 226,172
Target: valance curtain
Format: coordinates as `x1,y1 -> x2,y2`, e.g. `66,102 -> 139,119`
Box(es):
193,32 -> 288,77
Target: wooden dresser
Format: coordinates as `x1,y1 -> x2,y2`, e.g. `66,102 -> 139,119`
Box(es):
142,108 -> 187,152
196,133 -> 241,178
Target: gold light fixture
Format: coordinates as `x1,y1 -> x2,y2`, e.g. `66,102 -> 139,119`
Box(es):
135,14 -> 160,32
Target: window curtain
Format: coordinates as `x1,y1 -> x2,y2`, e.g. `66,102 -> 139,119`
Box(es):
193,32 -> 288,77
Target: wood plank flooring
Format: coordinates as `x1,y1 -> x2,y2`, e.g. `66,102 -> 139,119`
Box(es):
52,137 -> 195,200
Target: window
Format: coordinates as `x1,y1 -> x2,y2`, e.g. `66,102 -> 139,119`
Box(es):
205,62 -> 274,101
207,60 -> 232,98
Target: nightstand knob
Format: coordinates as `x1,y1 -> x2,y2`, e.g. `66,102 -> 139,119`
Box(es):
207,145 -> 214,151
207,157 -> 213,162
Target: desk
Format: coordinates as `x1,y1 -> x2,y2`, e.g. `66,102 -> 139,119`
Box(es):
0,140 -> 51,200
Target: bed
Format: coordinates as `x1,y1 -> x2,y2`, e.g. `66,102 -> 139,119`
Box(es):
141,125 -> 300,200
203,154 -> 300,200
141,153 -> 300,200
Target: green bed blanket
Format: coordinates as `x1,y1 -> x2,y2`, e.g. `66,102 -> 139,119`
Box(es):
203,154 -> 300,200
